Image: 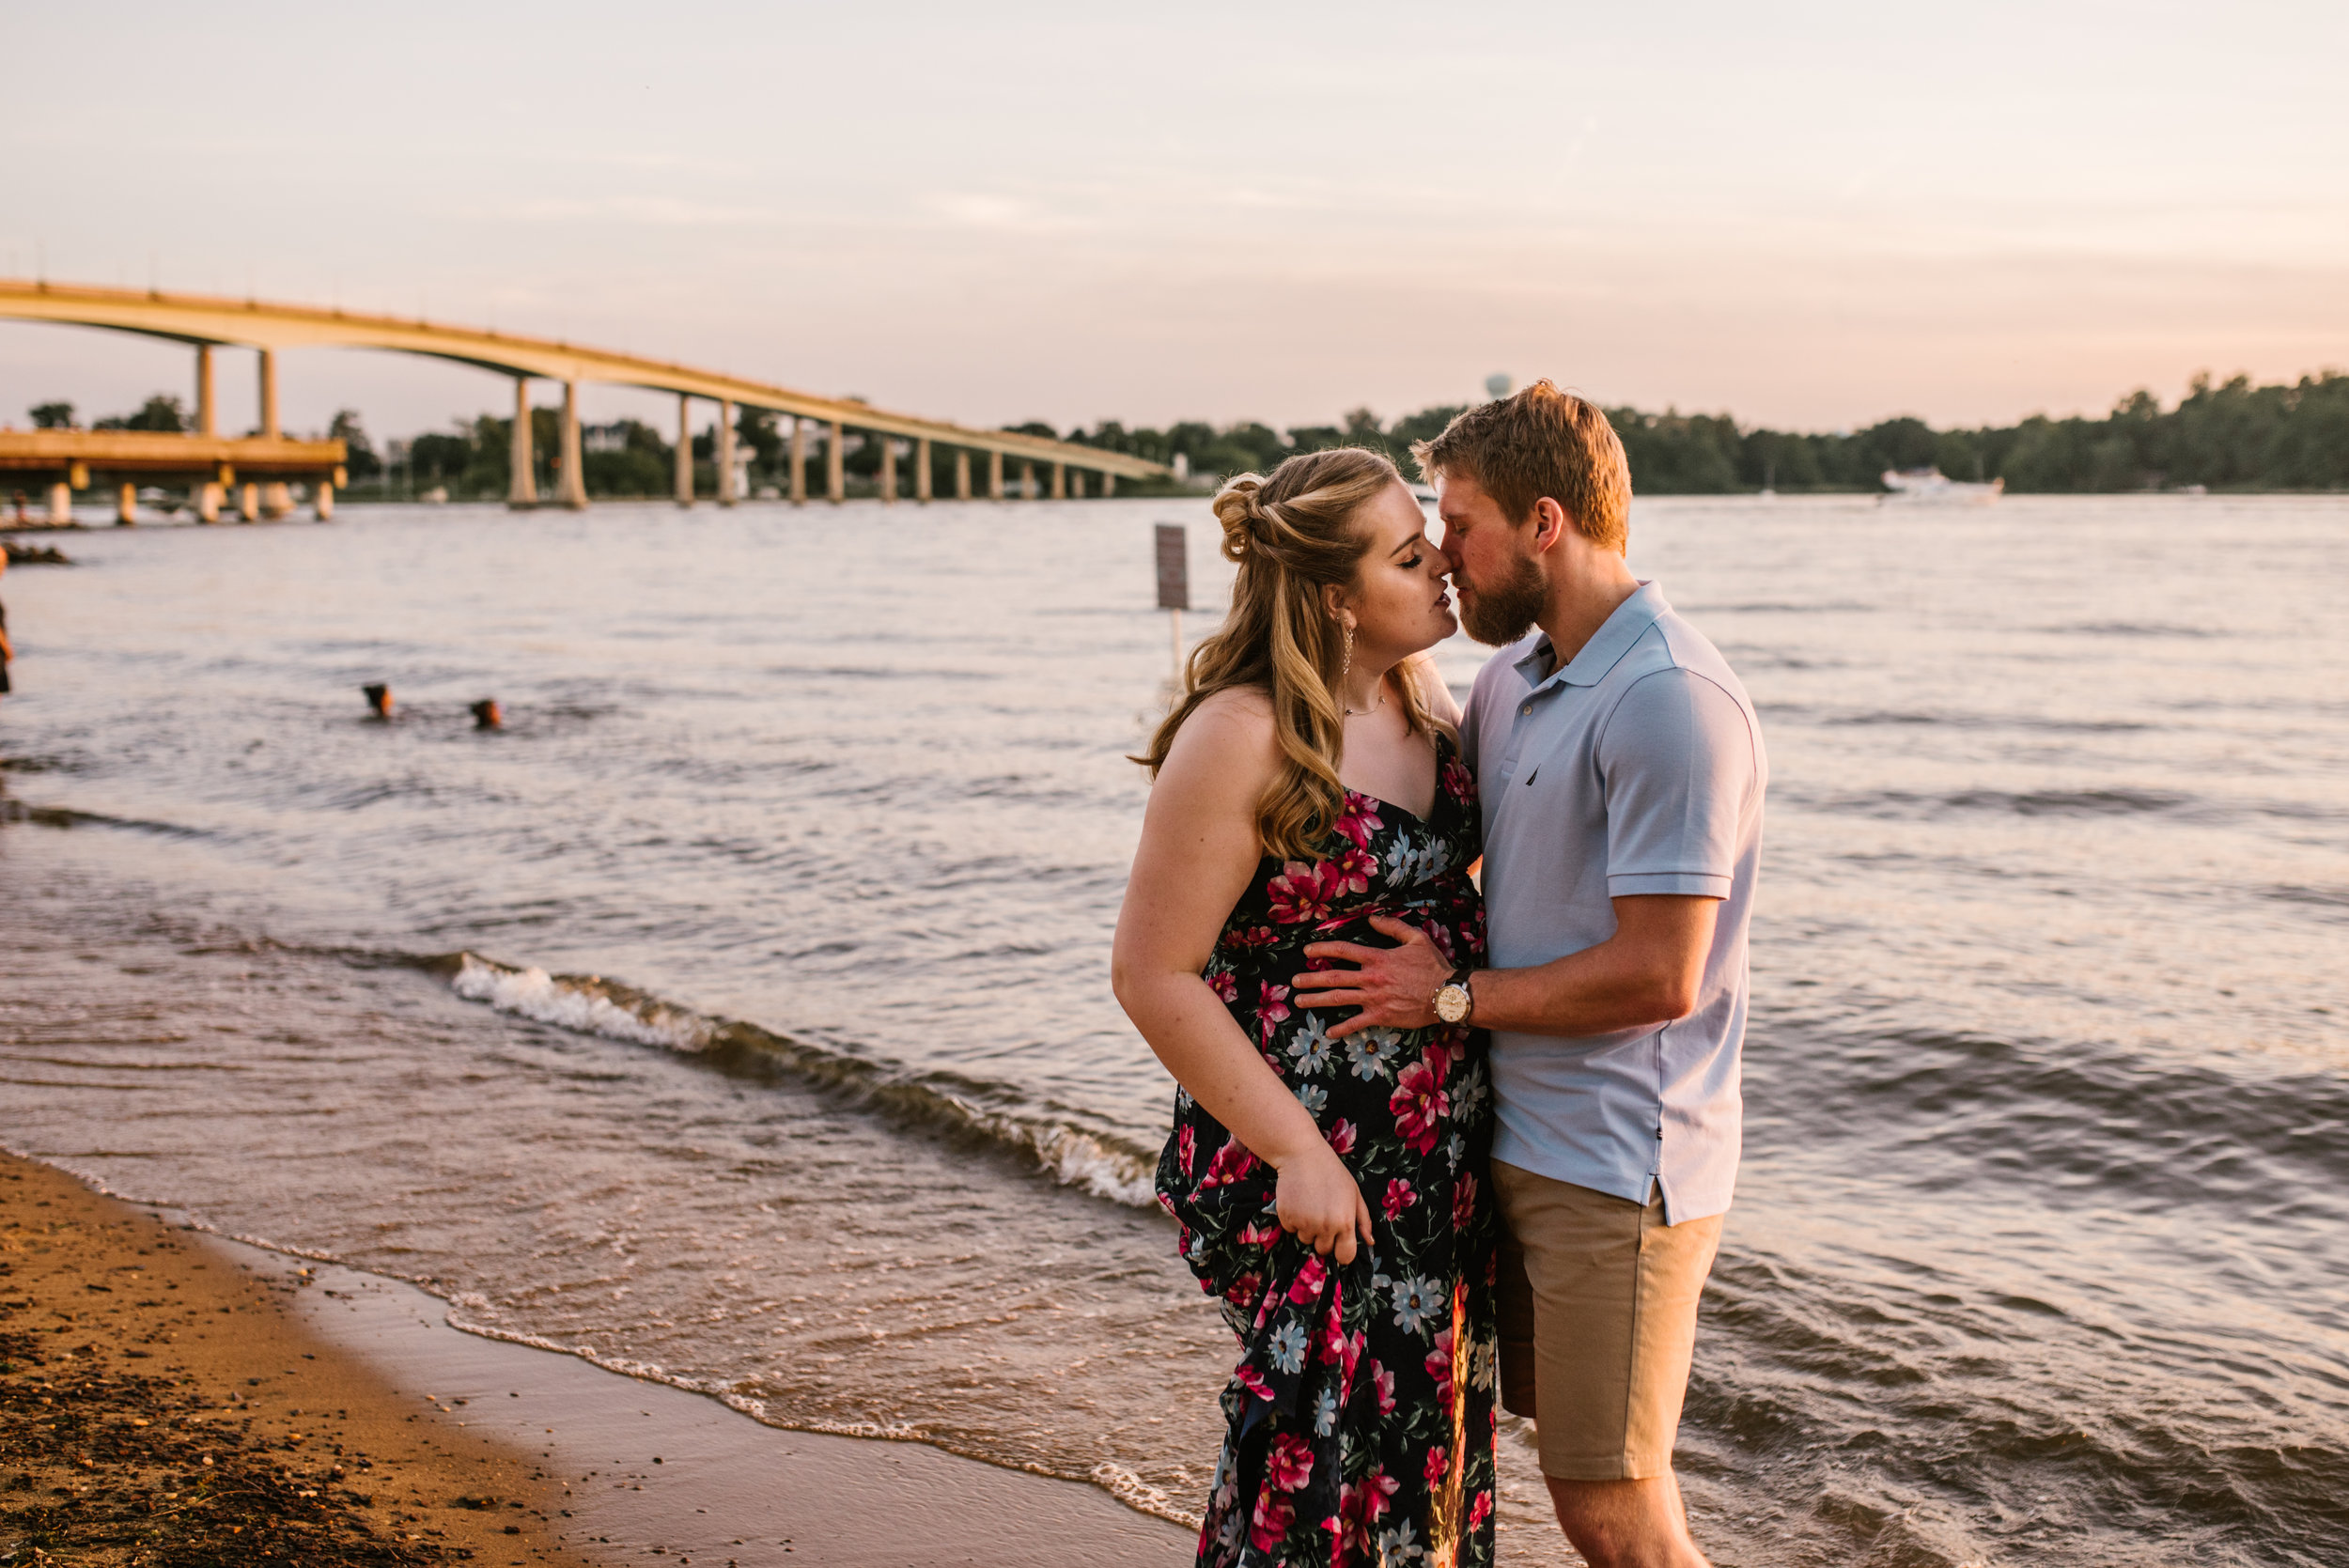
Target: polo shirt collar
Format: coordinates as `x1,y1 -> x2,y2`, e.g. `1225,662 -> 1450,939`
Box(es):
1513,580 -> 1668,691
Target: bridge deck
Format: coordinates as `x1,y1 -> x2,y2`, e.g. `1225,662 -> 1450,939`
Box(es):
0,429 -> 345,477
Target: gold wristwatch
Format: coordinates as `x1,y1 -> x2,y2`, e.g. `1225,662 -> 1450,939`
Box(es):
1432,966 -> 1474,1026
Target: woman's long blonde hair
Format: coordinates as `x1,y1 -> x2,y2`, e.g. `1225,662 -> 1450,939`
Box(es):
1139,446 -> 1438,862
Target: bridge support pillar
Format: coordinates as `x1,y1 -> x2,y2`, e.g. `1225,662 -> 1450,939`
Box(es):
789,418 -> 807,505
1021,461 -> 1036,500
915,438 -> 932,504
195,345 -> 216,436
315,482 -> 334,521
508,379 -> 537,508
717,398 -> 737,507
196,482 -> 222,523
1068,469 -> 1085,500
117,482 -> 137,526
1050,461 -> 1066,501
1102,472 -> 1116,498
258,348 -> 279,439
954,449 -> 972,501
988,450 -> 1004,501
879,437 -> 896,504
827,421 -> 845,504
262,482 -> 293,520
240,482 -> 260,522
675,395 -> 693,507
559,381 -> 588,510
47,482 -> 71,525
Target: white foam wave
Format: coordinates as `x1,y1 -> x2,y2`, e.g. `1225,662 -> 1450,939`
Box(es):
451,955 -> 712,1051
439,952 -> 1163,1210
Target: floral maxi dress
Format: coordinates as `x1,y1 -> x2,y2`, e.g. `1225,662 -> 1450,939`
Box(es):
1157,732 -> 1498,1568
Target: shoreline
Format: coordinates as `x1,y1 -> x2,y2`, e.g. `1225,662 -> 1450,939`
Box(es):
1,1151 -> 1191,1567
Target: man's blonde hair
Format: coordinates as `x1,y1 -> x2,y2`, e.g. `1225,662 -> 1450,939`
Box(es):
1411,380 -> 1632,552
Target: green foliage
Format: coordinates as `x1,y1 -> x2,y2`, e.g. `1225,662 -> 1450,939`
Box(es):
327,410 -> 382,481
29,401 -> 74,429
94,394 -> 188,432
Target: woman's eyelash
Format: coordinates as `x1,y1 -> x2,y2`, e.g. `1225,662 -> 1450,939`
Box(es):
1403,552 -> 1423,567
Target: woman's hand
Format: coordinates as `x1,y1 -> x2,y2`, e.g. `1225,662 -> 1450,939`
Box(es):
1272,1140 -> 1376,1265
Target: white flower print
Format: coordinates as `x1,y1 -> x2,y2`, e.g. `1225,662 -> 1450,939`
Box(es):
1314,1385 -> 1339,1436
1345,1028 -> 1405,1081
1285,1015 -> 1336,1078
1293,1082 -> 1329,1116
1390,1274 -> 1446,1336
1268,1320 -> 1309,1374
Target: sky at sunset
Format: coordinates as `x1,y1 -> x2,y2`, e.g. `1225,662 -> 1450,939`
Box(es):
4,0 -> 2343,442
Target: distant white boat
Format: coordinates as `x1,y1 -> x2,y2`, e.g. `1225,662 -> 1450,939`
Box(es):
1880,468 -> 2002,505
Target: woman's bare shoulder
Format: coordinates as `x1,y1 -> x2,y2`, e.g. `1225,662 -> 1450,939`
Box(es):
1401,656 -> 1462,740
1159,686 -> 1280,789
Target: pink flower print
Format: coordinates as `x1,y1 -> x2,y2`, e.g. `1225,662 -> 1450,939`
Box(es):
1452,1169 -> 1479,1232
1287,1253 -> 1329,1304
1328,1119 -> 1359,1155
1234,1360 -> 1275,1404
1327,846 -> 1376,896
1239,1219 -> 1283,1251
1267,861 -> 1339,924
1423,920 -> 1458,965
1315,1293 -> 1349,1366
1468,1491 -> 1494,1530
1221,924 -> 1279,950
1331,799 -> 1385,849
1248,1491 -> 1295,1552
1382,1178 -> 1418,1221
1255,981 -> 1292,1029
1208,968 -> 1239,1004
1422,1444 -> 1450,1486
1222,1271 -> 1263,1311
1265,1433 -> 1315,1494
1391,1059 -> 1451,1155
1441,757 -> 1474,804
1426,1322 -> 1455,1405
1177,1125 -> 1197,1179
1370,1359 -> 1396,1416
1201,1139 -> 1260,1189
1337,1467 -> 1400,1556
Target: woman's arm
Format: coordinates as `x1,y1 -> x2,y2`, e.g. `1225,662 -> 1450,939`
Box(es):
1111,690 -> 1375,1263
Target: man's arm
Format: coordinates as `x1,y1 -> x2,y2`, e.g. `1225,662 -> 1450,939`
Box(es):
1290,895 -> 1716,1041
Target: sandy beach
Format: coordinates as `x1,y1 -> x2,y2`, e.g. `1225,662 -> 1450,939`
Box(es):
1,1151 -> 1191,1566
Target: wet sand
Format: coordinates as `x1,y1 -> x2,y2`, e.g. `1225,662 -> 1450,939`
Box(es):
1,1151 -> 585,1566
1,1153 -> 1192,1566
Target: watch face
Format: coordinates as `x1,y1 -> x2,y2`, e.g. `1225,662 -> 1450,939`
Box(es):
1435,985 -> 1470,1024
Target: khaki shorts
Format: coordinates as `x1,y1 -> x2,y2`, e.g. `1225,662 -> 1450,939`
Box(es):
1493,1158 -> 1723,1482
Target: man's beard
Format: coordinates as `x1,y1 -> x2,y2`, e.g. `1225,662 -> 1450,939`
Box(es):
1457,552 -> 1546,645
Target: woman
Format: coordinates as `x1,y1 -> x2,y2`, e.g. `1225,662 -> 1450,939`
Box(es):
1112,447 -> 1496,1567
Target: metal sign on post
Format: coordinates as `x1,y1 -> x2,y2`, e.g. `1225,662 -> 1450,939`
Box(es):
1154,523 -> 1190,676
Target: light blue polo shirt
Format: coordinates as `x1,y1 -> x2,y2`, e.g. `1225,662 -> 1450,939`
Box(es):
1459,581 -> 1766,1224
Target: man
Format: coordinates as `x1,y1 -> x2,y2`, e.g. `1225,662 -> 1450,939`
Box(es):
1293,381 -> 1766,1568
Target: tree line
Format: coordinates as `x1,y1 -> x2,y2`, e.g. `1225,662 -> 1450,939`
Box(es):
1063,370 -> 2349,493
22,367 -> 2346,498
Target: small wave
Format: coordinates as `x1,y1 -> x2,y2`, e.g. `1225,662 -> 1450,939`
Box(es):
2048,620 -> 2223,639
435,953 -> 1160,1209
0,800 -> 209,838
1818,787 -> 2195,821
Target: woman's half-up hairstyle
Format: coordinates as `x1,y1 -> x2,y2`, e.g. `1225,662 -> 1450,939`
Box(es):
1139,446 -> 1437,862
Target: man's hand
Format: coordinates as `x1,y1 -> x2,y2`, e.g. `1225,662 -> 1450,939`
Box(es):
1292,915 -> 1455,1041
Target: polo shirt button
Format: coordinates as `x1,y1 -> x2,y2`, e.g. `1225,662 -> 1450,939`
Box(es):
1520,704 -> 1532,716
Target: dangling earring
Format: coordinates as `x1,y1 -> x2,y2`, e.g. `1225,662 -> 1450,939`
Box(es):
1341,623 -> 1354,679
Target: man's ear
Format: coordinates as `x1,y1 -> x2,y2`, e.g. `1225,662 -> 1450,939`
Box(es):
1529,497 -> 1573,552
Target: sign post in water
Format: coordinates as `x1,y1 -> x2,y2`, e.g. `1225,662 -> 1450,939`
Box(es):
1155,522 -> 1190,678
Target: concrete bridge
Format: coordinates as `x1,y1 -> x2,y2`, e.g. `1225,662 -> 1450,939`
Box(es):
0,277 -> 1167,519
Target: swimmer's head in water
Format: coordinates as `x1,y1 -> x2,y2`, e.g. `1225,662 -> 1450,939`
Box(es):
362,683 -> 391,718
470,699 -> 503,731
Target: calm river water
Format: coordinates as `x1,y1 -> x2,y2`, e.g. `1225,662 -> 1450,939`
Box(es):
3,494 -> 2344,1566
